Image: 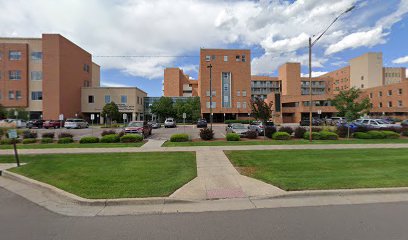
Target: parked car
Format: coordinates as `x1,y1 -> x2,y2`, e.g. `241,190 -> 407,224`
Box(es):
196,119 -> 208,128
226,123 -> 250,136
356,119 -> 402,129
148,121 -> 161,129
248,121 -> 275,134
401,119 -> 408,127
64,119 -> 89,129
43,120 -> 64,129
164,118 -> 177,128
27,119 -> 44,129
300,118 -> 323,126
124,121 -> 152,137
326,117 -> 345,126
7,119 -> 27,128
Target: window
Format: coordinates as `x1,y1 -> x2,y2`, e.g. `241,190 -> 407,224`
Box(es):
121,95 -> 127,104
235,55 -> 240,61
9,70 -> 21,80
242,90 -> 247,97
369,93 -> 373,98
205,55 -> 210,62
9,51 -> 21,60
237,102 -> 241,108
399,89 -> 403,95
237,90 -> 240,96
388,90 -> 392,96
31,91 -> 42,100
242,102 -> 247,109
206,90 -> 210,97
83,64 -> 90,72
242,55 -> 246,62
379,102 -> 382,108
0,51 -> 2,60
0,71 -> 2,80
0,91 -> 2,100
379,91 -> 382,97
361,76 -> 364,80
137,96 -> 140,104
31,71 -> 42,80
16,91 -> 22,100
398,100 -> 403,107
224,56 -> 228,62
388,101 -> 393,107
88,95 -> 94,103
31,52 -> 42,60
211,55 -> 216,60
83,80 -> 90,87
8,91 -> 14,100
224,96 -> 229,102
212,90 -> 216,96
104,95 -> 111,103
206,102 -> 216,108
361,84 -> 364,89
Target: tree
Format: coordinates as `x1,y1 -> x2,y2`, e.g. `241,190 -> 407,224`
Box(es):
6,108 -> 29,120
102,102 -> 120,124
0,104 -> 7,119
173,97 -> 201,122
250,97 -> 273,138
150,97 -> 175,122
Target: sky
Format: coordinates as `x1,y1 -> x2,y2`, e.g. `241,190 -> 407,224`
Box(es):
1,0 -> 407,96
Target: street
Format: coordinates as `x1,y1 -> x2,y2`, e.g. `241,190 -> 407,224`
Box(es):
1,187 -> 408,240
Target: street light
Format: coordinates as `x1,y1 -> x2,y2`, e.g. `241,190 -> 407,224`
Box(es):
207,64 -> 213,130
308,5 -> 355,142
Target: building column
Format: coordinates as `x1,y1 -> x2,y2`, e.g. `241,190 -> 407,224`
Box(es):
132,112 -> 137,121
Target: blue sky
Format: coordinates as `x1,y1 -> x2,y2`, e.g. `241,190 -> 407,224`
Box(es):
1,0 -> 407,96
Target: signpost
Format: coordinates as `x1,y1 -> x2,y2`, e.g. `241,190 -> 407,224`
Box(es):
59,114 -> 64,135
317,110 -> 322,119
8,129 -> 20,167
123,113 -> 128,126
90,114 -> 95,135
183,113 -> 186,133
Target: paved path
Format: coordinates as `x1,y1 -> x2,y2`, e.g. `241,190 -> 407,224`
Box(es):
141,139 -> 166,149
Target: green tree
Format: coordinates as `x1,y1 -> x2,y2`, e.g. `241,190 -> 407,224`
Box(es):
250,97 -> 273,138
150,97 -> 175,122
331,87 -> 371,122
173,97 -> 201,122
102,102 -> 120,124
6,108 -> 29,120
0,104 -> 7,119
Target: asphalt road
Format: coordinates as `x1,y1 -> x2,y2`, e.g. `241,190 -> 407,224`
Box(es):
1,188 -> 408,240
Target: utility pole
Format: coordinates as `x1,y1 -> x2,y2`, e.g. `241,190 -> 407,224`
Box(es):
207,64 -> 213,130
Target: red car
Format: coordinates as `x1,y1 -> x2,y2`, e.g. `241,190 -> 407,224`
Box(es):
43,120 -> 64,129
124,121 -> 152,137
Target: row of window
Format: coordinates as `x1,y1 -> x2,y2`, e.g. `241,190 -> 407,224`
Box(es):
0,71 -> 43,81
206,90 -> 247,97
88,95 -> 143,105
385,72 -> 401,78
0,91 -> 42,100
0,51 -> 42,61
205,101 -> 247,109
369,89 -> 403,98
205,55 -> 246,62
377,101 -> 403,108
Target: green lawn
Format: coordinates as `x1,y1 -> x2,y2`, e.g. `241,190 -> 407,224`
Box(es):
0,142 -> 145,150
163,138 -> 408,147
225,148 -> 408,191
8,152 -> 196,199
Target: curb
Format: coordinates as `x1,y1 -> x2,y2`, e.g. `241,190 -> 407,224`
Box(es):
2,170 -> 195,207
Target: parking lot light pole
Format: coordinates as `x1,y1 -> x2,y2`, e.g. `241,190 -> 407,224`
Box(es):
207,64 -> 213,130
308,5 -> 355,142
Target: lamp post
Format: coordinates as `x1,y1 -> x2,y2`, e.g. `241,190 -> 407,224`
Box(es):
308,5 -> 355,142
207,64 -> 213,130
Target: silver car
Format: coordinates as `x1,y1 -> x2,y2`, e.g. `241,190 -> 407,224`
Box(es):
356,119 -> 402,129
248,121 -> 274,134
64,119 -> 89,129
226,123 -> 249,136
164,118 -> 176,128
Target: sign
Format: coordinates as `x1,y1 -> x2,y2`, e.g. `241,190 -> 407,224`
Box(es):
182,113 -> 186,119
123,113 -> 128,120
59,114 -> 64,121
8,129 -> 18,139
91,114 -> 95,120
317,110 -> 322,115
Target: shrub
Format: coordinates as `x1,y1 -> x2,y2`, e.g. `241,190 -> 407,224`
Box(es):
245,130 -> 258,139
354,125 -> 369,133
294,127 -> 307,138
57,137 -> 74,144
101,130 -> 117,136
59,132 -> 73,139
41,138 -> 54,144
226,133 -> 240,141
200,128 -> 214,140
42,132 -> 55,139
311,127 -> 322,132
402,130 -> 408,137
319,131 -> 339,140
100,134 -> 120,143
265,126 -> 277,138
367,130 -> 386,139
117,131 -> 125,138
304,132 -> 321,140
0,139 -> 21,145
379,127 -> 402,133
120,134 -> 144,143
224,120 -> 251,124
22,130 -> 38,139
170,134 -> 189,142
79,136 -> 100,144
23,138 -> 37,144
272,132 -> 291,140
336,125 -> 349,138
353,132 -> 372,139
382,130 -> 400,139
0,128 -> 6,137
278,126 -> 293,135
321,126 -> 336,132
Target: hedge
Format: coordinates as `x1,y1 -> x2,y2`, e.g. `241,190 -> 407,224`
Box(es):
41,138 -> 54,144
272,132 -> 291,140
294,127 -> 307,138
265,126 -> 277,138
353,132 -> 371,139
382,131 -> 400,139
42,132 -> 55,139
59,132 -> 73,139
100,134 -> 120,143
23,138 -> 37,144
120,134 -> 144,143
353,130 -> 400,139
367,130 -> 386,139
58,137 -> 74,144
226,133 -> 240,141
22,130 -> 38,139
303,132 -> 321,140
319,131 -> 339,140
278,126 -> 294,135
0,139 -> 21,145
200,128 -> 214,140
170,134 -> 189,142
79,136 -> 100,144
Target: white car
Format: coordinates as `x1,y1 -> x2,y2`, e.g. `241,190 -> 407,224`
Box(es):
356,119 -> 401,129
164,118 -> 177,128
64,119 -> 89,129
0,119 -> 27,128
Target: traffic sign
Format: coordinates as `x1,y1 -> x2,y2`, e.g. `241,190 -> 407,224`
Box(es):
123,113 -> 128,120
317,110 -> 322,115
91,114 -> 95,120
8,129 -> 17,139
182,113 -> 186,119
59,114 -> 64,121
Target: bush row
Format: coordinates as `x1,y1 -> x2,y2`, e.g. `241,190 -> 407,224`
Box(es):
303,131 -> 339,140
353,130 -> 400,139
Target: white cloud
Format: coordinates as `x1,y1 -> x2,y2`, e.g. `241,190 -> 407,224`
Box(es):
261,33 -> 309,53
101,81 -> 132,88
393,56 -> 408,64
301,71 -> 328,77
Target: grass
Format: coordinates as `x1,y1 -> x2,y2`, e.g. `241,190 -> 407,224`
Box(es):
0,142 -> 145,149
225,148 -> 408,191
7,152 -> 196,199
163,138 -> 408,147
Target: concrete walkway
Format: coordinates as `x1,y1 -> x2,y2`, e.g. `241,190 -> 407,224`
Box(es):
141,139 -> 166,149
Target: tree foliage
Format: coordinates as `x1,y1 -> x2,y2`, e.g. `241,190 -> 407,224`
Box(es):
250,97 -> 273,123
150,97 -> 175,122
330,87 -> 371,122
6,108 -> 29,120
151,97 -> 201,122
0,104 -> 7,119
102,102 -> 120,123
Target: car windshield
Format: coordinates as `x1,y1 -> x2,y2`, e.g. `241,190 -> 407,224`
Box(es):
166,119 -> 173,122
232,124 -> 246,129
128,122 -> 143,127
377,120 -> 388,124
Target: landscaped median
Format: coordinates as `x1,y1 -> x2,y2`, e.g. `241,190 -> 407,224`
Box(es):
3,152 -> 196,199
225,148 -> 408,191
